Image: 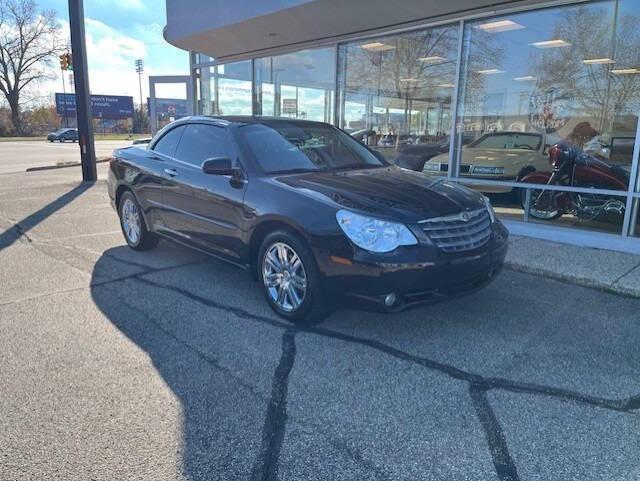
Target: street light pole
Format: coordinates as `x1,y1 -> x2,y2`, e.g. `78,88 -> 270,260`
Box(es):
135,59 -> 144,133
68,0 -> 96,182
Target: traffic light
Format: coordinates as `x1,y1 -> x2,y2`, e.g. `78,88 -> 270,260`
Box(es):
59,53 -> 73,71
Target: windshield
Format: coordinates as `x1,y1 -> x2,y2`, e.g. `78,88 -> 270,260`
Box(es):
469,133 -> 542,150
238,122 -> 386,174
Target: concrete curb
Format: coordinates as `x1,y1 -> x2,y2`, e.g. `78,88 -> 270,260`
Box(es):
504,241 -> 640,300
504,261 -> 640,299
25,157 -> 110,172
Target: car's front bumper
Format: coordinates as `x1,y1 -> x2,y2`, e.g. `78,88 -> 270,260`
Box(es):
315,221 -> 509,310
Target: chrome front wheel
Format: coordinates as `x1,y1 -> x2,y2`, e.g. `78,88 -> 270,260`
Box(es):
262,242 -> 307,313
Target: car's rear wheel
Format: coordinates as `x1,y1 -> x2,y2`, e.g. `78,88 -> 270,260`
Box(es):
258,230 -> 327,323
118,191 -> 158,250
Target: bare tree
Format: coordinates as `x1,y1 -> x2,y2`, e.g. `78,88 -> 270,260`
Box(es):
0,0 -> 62,135
534,4 -> 640,136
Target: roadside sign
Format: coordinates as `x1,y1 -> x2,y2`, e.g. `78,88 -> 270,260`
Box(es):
55,93 -> 134,119
148,98 -> 189,119
282,98 -> 298,114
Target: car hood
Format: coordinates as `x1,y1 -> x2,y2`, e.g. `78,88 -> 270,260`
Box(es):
430,148 -> 544,166
275,166 -> 484,223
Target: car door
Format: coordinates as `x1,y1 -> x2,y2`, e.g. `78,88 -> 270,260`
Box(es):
141,124 -> 186,230
161,123 -> 247,261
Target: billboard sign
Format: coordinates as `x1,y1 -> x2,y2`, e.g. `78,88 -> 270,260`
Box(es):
55,93 -> 134,119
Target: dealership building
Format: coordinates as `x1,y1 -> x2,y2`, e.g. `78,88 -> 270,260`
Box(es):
161,0 -> 640,253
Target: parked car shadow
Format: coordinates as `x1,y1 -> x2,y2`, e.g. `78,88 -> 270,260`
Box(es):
90,245 -> 289,480
89,242 -> 415,480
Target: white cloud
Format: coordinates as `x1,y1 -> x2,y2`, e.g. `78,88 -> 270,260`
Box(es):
95,0 -> 146,11
36,17 -> 187,108
85,18 -> 146,69
42,18 -> 149,102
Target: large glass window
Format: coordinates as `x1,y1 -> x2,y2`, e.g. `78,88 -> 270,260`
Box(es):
449,0 -> 640,235
199,60 -> 252,116
254,48 -> 336,123
337,25 -> 460,164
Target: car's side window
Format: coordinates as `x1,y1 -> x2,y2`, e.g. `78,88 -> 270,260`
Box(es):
152,125 -> 186,157
174,124 -> 232,167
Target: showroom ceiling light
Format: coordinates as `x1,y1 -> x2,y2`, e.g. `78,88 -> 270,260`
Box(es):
477,68 -> 504,74
360,42 -> 396,52
611,68 -> 640,75
418,55 -> 448,64
400,78 -> 419,82
513,76 -> 537,81
583,58 -> 615,64
435,83 -> 455,88
475,19 -> 525,33
530,39 -> 571,48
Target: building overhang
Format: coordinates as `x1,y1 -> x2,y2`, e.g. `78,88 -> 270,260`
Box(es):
164,0 -> 555,63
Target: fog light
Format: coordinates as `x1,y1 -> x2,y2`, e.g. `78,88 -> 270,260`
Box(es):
384,293 -> 397,307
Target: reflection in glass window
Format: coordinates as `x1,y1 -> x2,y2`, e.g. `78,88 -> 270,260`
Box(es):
199,60 -> 252,116
452,0 -> 640,194
254,48 -> 336,123
468,132 -> 542,150
337,25 -> 460,166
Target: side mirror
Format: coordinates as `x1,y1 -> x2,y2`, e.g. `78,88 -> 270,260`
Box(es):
202,157 -> 234,175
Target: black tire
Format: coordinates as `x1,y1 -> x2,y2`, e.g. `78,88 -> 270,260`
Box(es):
118,190 -> 158,250
257,230 -> 328,323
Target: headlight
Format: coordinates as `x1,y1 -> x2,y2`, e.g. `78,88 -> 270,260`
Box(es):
423,162 -> 441,172
483,196 -> 496,223
472,166 -> 504,175
336,210 -> 417,253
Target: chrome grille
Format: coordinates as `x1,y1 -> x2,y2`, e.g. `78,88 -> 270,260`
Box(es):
420,208 -> 491,252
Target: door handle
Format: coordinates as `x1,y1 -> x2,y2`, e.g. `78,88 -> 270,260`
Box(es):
164,168 -> 178,177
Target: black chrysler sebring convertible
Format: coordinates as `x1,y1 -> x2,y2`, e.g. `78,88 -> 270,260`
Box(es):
108,116 -> 508,321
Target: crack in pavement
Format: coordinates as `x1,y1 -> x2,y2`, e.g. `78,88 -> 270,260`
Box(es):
250,329 -> 297,481
129,275 -> 639,481
469,384 -> 519,481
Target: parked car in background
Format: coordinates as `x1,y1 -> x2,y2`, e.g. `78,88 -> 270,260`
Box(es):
108,116 -> 508,321
395,134 -> 476,171
423,131 -> 550,193
46,128 -> 78,142
395,138 -> 450,171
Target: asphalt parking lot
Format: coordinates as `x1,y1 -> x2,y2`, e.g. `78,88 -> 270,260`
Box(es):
0,140 -> 129,174
1,165 -> 639,481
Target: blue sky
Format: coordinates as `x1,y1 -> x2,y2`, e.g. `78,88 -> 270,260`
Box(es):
40,0 -> 189,103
